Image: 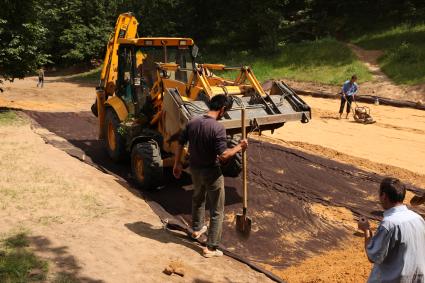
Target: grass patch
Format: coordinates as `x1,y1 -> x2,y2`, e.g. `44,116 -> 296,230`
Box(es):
0,233 -> 48,282
0,110 -> 26,126
4,233 -> 29,249
64,38 -> 372,87
65,67 -> 101,84
200,38 -> 372,85
352,24 -> 425,85
0,135 -> 109,222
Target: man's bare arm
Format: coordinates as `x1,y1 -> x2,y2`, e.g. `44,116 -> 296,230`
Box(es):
218,139 -> 247,163
219,144 -> 242,162
173,144 -> 184,178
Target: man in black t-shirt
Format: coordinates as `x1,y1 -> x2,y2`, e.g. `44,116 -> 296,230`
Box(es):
173,94 -> 248,258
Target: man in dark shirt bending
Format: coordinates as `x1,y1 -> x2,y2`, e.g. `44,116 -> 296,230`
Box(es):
173,94 -> 248,258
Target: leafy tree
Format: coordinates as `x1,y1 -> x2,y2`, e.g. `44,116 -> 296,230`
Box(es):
1,0 -> 425,82
37,0 -> 111,65
0,0 -> 48,89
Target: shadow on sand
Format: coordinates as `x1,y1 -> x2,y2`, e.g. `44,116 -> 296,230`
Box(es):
29,235 -> 103,282
125,221 -> 203,253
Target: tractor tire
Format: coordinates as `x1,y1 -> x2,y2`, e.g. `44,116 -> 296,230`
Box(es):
104,108 -> 126,162
131,140 -> 164,190
221,138 -> 242,177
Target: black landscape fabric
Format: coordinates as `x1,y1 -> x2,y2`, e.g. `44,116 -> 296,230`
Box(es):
26,111 -> 425,270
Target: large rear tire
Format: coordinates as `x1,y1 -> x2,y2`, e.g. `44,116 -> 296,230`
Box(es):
131,140 -> 164,190
104,108 -> 126,162
220,137 -> 242,177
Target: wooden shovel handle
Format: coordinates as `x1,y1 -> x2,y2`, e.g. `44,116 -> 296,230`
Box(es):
241,107 -> 248,210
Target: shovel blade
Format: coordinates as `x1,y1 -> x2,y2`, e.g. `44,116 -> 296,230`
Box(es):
236,213 -> 252,236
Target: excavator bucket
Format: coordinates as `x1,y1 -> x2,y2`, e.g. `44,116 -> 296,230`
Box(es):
162,80 -> 311,136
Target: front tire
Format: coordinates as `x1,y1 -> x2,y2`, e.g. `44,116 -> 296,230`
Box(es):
104,108 -> 126,162
131,140 -> 164,190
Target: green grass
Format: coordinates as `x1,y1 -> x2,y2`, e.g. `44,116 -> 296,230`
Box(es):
64,38 -> 373,86
200,38 -> 372,85
0,233 -> 48,282
352,24 -> 425,85
0,110 -> 26,126
63,38 -> 371,87
3,233 -> 29,249
65,67 -> 101,84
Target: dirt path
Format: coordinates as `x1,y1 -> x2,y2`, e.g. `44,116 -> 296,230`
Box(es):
346,43 -> 410,100
347,43 -> 425,102
0,77 -> 93,112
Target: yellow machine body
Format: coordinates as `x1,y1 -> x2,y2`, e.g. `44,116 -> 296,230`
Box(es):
95,13 -> 311,187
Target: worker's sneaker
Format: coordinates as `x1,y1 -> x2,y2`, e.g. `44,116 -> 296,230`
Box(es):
203,248 -> 223,258
191,225 -> 207,240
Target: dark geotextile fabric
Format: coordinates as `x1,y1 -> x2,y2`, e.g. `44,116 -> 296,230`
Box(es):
26,111 -> 425,270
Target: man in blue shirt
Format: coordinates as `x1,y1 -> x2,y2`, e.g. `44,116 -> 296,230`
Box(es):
358,178 -> 425,282
339,75 -> 358,119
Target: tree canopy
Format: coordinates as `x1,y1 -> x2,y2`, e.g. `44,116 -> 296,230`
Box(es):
0,0 -> 49,87
0,0 -> 424,84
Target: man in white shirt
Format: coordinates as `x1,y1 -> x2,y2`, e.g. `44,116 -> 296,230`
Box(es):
358,177 -> 425,283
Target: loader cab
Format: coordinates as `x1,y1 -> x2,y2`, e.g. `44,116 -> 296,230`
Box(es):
137,45 -> 193,85
115,38 -> 195,117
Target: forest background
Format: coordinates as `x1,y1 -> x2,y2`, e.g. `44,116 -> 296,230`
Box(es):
1,0 -> 424,85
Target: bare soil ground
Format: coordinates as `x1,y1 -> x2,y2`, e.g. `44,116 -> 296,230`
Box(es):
260,100 -> 425,281
0,78 -> 271,282
1,76 -> 424,282
268,96 -> 425,176
264,77 -> 425,281
0,77 -> 92,112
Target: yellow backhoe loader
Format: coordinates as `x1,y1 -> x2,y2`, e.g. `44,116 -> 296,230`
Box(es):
93,12 -> 311,189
